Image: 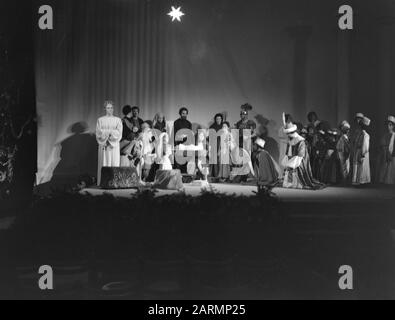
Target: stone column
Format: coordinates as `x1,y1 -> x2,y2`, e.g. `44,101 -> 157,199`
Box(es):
336,30 -> 352,124
286,25 -> 313,117
377,16 -> 395,137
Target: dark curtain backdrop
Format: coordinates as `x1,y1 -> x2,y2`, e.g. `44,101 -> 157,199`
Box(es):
35,0 -> 395,184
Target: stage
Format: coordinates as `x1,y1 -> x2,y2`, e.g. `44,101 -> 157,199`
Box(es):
82,183 -> 395,204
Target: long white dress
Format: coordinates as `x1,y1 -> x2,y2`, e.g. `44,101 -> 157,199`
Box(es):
96,116 -> 123,186
352,130 -> 371,185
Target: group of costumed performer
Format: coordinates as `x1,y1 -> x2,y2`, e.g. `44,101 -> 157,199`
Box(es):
97,100 -> 395,190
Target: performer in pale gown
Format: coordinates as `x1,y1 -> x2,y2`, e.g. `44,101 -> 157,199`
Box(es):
352,116 -> 371,186
96,101 -> 123,186
337,121 -> 351,184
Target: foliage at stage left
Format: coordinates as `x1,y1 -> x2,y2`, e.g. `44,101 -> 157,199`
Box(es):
9,189 -> 281,262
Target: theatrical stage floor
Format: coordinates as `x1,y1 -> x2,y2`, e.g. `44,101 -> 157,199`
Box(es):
82,183 -> 395,204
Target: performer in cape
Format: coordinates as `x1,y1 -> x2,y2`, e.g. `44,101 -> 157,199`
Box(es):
352,116 -> 371,186
252,136 -> 281,189
96,101 -> 123,186
376,116 -> 395,185
281,113 -> 324,190
321,128 -> 342,185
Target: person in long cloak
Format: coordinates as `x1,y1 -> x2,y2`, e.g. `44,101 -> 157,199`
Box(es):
281,115 -> 324,190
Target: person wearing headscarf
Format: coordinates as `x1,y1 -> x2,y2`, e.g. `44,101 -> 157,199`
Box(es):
352,116 -> 371,186
217,122 -> 232,182
152,113 -> 168,133
377,116 -> 395,185
281,113 -> 324,190
337,120 -> 352,184
252,136 -> 281,189
278,113 -> 294,172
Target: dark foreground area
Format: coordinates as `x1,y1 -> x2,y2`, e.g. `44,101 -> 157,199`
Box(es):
0,189 -> 395,300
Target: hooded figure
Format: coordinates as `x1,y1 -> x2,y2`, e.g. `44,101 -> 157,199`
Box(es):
252,136 -> 281,188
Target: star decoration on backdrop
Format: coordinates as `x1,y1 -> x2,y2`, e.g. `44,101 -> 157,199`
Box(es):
168,6 -> 185,22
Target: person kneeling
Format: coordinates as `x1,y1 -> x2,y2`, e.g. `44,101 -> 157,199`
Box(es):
153,133 -> 184,191
281,119 -> 324,190
252,137 -> 281,190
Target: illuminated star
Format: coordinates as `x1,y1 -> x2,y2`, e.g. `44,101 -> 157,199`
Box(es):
168,6 -> 185,22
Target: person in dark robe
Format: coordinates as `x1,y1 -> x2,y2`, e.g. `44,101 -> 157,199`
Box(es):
311,129 -> 327,180
173,107 -> 192,174
350,113 -> 365,168
377,116 -> 395,185
131,106 -> 144,133
174,107 -> 192,144
307,111 -> 321,130
321,129 -> 342,185
209,113 -> 224,180
281,118 -> 325,190
120,105 -> 140,157
252,136 -> 280,189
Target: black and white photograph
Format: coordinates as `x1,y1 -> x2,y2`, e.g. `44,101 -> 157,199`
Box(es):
1,0 -> 395,303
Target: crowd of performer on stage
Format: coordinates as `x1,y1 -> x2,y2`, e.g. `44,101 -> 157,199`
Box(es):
96,100 -> 395,191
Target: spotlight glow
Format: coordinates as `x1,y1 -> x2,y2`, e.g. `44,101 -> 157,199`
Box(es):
168,6 -> 185,22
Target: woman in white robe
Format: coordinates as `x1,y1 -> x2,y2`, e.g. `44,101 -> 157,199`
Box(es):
352,117 -> 371,186
96,101 -> 123,186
